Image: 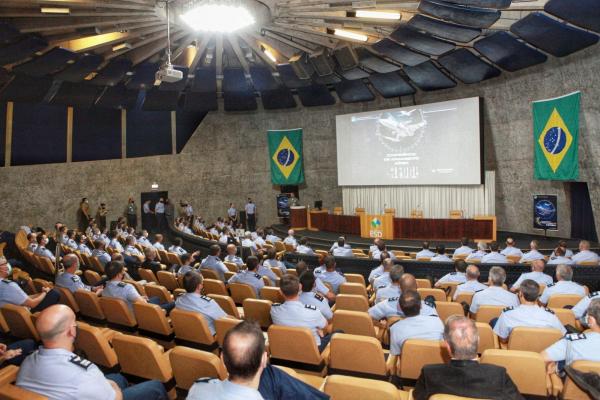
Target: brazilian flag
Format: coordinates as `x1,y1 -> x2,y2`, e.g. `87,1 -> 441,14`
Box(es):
268,128 -> 304,185
533,91 -> 580,180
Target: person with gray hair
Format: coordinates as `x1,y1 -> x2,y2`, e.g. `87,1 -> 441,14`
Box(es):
571,240 -> 600,265
543,299 -> 600,373
375,264 -> 404,303
55,254 -> 102,294
453,265 -> 487,300
539,264 -> 586,305
469,266 -> 519,315
0,257 -> 60,312
373,258 -> 396,291
413,316 -> 523,400
465,241 -> 488,262
510,259 -> 553,292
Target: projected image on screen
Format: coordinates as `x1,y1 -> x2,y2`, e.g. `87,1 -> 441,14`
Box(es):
336,97 -> 482,186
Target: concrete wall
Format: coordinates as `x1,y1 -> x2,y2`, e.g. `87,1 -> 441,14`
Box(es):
1,45 -> 599,238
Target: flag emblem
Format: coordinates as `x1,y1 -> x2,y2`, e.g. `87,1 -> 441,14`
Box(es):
537,108 -> 573,173
370,218 -> 381,228
271,136 -> 300,179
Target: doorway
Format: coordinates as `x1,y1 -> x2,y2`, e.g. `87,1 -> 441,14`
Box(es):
141,191 -> 169,233
570,182 -> 598,242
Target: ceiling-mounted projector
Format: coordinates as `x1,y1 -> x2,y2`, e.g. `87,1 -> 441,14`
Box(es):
156,64 -> 182,83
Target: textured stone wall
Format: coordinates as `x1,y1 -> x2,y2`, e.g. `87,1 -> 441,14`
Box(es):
0,45 -> 598,239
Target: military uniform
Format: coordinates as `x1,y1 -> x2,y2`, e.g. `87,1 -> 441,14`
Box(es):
102,281 -> 140,310
571,250 -> 600,264
368,297 -> 438,320
34,246 -> 55,262
436,272 -> 467,285
0,279 -> 28,308
283,236 -> 297,248
124,245 -> 143,258
453,246 -> 474,257
465,250 -> 486,262
332,247 -> 353,257
548,256 -> 574,266
416,249 -> 436,259
263,259 -> 287,274
200,255 -> 229,281
187,378 -> 263,400
228,270 -> 264,296
137,236 -> 152,247
375,285 -> 401,303
315,269 -> 346,294
510,271 -> 554,290
371,248 -> 396,261
539,281 -> 587,305
55,272 -> 90,293
431,254 -> 453,262
271,300 -> 327,346
544,332 -> 600,365
242,238 -> 258,252
469,286 -> 519,314
299,291 -> 332,320
296,245 -> 315,256
108,239 -> 124,253
501,247 -> 523,257
313,277 -> 330,296
572,291 -> 600,320
224,254 -> 243,267
452,280 -> 487,300
152,242 -> 165,251
91,249 -> 111,266
175,293 -> 227,335
520,250 -> 545,263
177,265 -> 195,276
78,244 -> 92,256
373,272 -> 391,291
493,305 -> 566,340
389,315 -> 444,355
266,234 -> 281,243
256,265 -> 278,285
368,264 -> 384,284
481,252 -> 508,264
168,245 -> 187,256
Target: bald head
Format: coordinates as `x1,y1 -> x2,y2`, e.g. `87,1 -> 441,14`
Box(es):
36,305 -> 76,346
579,240 -> 590,251
222,320 -> 266,380
465,265 -> 480,281
62,253 -> 79,272
531,259 -> 545,272
226,244 -> 237,255
444,316 -> 479,360
400,273 -> 417,292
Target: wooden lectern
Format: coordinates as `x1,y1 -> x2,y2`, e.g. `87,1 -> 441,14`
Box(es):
359,208 -> 395,240
290,206 -> 308,230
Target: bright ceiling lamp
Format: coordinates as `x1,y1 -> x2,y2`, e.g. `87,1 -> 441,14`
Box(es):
40,7 -> 70,14
355,10 -> 400,20
181,4 -> 255,33
332,28 -> 368,42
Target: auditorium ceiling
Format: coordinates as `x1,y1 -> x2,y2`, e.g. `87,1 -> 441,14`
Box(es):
0,0 -> 597,111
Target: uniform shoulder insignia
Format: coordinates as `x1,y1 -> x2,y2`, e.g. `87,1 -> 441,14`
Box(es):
544,307 -> 555,314
254,273 -> 261,279
304,304 -> 317,310
566,333 -> 587,341
2,279 -> 10,283
589,291 -> 600,298
71,276 -> 80,282
388,297 -> 399,302
200,295 -> 212,302
377,285 -> 386,289
424,300 -> 436,309
194,377 -> 213,383
547,283 -> 556,288
314,270 -> 322,274
314,293 -> 324,301
475,289 -> 485,293
503,306 -> 514,312
69,355 -> 92,370
117,282 -> 126,288
450,272 -> 457,275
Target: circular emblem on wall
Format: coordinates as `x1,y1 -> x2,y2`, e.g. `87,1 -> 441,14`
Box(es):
543,127 -> 567,155
277,149 -> 295,166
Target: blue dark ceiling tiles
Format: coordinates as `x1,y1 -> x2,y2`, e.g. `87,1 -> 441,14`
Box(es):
50,82 -> 103,108
53,53 -> 103,83
297,84 -> 336,107
0,22 -> 21,44
312,73 -> 341,85
335,79 -> 375,103
355,48 -> 400,73
182,92 -> 218,112
0,36 -> 47,66
13,47 -> 78,77
545,0 -> 600,33
337,66 -> 370,80
190,67 -> 216,92
223,67 -> 252,92
441,0 -> 511,8
438,48 -> 501,83
90,58 -> 132,86
404,61 -> 457,91
368,72 -> 416,98
261,88 -> 297,110
142,88 -> 181,111
390,26 -> 455,56
419,0 -> 501,28
277,63 -> 311,89
0,75 -> 53,103
95,85 -> 138,109
407,14 -> 482,43
125,62 -> 158,90
510,12 -> 599,58
473,31 -> 547,72
370,38 -> 430,66
249,65 -> 279,91
224,91 -> 257,112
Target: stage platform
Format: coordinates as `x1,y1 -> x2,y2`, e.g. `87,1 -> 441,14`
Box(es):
271,224 -> 599,253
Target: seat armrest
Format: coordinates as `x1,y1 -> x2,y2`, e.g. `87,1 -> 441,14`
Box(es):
549,372 -> 563,397
0,365 -> 19,386
386,354 -> 398,375
321,343 -> 331,365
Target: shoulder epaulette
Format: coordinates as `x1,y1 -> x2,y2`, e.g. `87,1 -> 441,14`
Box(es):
424,300 -> 436,309
314,293 -> 324,301
71,276 -> 80,282
254,273 -> 261,279
475,289 -> 485,293
272,303 -> 282,306
69,355 -> 92,370
503,306 -> 514,312
117,282 -> 126,287
377,285 -> 386,289
589,291 -> 600,298
547,283 -> 556,288
2,279 -> 10,284
544,307 -> 555,314
566,333 -> 587,341
450,272 -> 456,275
315,270 -> 322,274
200,295 -> 212,302
388,297 -> 399,302
194,377 -> 213,383
304,304 -> 317,310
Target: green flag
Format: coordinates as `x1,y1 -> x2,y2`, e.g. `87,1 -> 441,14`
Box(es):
268,128 -> 304,185
533,91 -> 580,180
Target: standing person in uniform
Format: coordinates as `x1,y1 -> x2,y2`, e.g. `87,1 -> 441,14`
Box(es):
125,198 -> 137,230
16,304 -> 168,400
227,203 -> 238,225
143,200 -> 154,233
164,199 -> 175,227
154,198 -> 166,233
245,198 -> 257,232
77,198 -> 91,233
96,203 -> 108,232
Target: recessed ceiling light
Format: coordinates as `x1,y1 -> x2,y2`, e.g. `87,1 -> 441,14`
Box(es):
354,10 -> 401,20
332,28 -> 368,42
40,7 -> 70,14
181,4 -> 255,33
112,42 -> 132,52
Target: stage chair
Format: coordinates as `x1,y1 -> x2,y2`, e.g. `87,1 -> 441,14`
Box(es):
416,257 -> 431,262
435,301 -> 465,322
480,349 -> 559,397
207,294 -> 242,318
344,273 -> 366,286
243,299 -> 272,330
476,322 -> 499,354
547,294 -> 584,309
133,302 -> 173,338
74,322 -> 119,369
274,241 -> 286,252
144,284 -> 174,304
260,287 -> 284,303
83,270 -> 102,286
267,325 -> 329,376
410,209 -> 423,218
416,279 -> 432,289
507,327 -> 563,352
223,261 -> 239,272
169,346 -> 227,391
417,288 -> 446,302
99,297 -> 137,330
562,360 -> 600,400
202,279 -> 228,296
397,340 -> 450,381
339,283 -> 368,298
332,310 -> 382,339
170,308 -> 217,351
228,283 -> 257,305
138,268 -> 158,283
56,287 -> 80,313
322,375 -> 408,400
577,261 -> 600,266
474,305 -> 505,324
0,304 -> 39,341
287,268 -> 298,277
449,210 -> 463,219
157,271 -> 179,292
74,290 -> 105,321
334,294 -> 369,312
214,317 -> 242,347
328,334 -> 391,379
